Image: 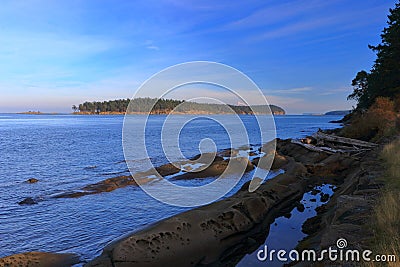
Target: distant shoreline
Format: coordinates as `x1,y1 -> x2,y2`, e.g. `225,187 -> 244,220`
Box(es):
17,111 -> 63,115
13,111 -> 285,115
72,111 -> 286,115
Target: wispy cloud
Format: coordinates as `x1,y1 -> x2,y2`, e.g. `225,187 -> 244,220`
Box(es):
222,0 -> 331,31
147,45 -> 160,51
318,87 -> 352,96
266,87 -> 313,94
251,4 -> 385,41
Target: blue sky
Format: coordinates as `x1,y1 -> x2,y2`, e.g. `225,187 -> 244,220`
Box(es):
0,0 -> 395,113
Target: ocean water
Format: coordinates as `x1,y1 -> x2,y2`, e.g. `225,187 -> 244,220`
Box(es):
0,114 -> 342,263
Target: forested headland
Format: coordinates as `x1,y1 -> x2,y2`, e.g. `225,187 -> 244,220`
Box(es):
72,98 -> 286,115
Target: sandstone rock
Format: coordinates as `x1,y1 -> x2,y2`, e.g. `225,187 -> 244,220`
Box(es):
86,152 -> 309,267
172,157 -> 254,180
0,252 -> 79,267
252,152 -> 288,170
54,175 -> 143,198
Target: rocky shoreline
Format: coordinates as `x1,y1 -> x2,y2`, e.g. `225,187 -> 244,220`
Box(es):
86,137 -> 376,267
1,134 -> 382,267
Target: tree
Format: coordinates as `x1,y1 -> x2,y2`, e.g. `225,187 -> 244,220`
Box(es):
349,1 -> 400,110
348,70 -> 369,108
72,105 -> 78,113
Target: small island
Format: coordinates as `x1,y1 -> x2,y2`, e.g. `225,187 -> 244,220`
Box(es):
324,110 -> 351,116
72,98 -> 286,115
17,111 -> 61,115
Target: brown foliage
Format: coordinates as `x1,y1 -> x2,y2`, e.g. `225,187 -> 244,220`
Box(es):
342,97 -> 398,141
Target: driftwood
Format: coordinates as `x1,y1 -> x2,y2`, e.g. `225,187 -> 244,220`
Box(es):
291,140 -> 336,154
292,132 -> 377,156
313,132 -> 377,148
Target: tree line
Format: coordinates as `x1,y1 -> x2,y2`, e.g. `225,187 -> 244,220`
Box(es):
73,97 -> 285,115
348,1 -> 400,111
343,1 -> 400,141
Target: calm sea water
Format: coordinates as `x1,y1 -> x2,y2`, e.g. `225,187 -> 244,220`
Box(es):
0,114 -> 342,263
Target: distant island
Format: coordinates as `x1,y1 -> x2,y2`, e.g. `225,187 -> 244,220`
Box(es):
324,110 -> 351,116
17,111 -> 61,115
73,98 -> 286,115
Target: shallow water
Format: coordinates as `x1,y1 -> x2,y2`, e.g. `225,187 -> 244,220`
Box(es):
0,114 -> 342,263
237,184 -> 335,267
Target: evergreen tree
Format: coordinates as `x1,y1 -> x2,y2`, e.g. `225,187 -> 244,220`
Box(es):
349,1 -> 400,110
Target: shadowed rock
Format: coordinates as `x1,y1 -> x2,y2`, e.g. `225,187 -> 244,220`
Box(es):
18,197 -> 38,205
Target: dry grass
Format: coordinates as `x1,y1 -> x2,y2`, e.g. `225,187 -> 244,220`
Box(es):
342,97 -> 398,141
381,140 -> 400,187
365,139 -> 400,266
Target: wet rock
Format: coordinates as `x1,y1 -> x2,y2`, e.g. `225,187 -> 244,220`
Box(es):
26,178 -> 39,183
296,203 -> 305,212
54,175 -> 145,199
310,188 -> 320,195
283,212 -> 292,219
320,193 -> 330,202
155,163 -> 181,176
0,252 -> 80,267
172,157 -> 254,180
18,197 -> 38,205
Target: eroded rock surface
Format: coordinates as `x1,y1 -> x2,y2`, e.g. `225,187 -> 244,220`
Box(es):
293,146 -> 382,266
85,136 -> 368,267
86,163 -> 308,266
0,252 -> 79,267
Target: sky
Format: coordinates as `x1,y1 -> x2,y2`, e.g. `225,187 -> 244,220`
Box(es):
0,0 -> 396,114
